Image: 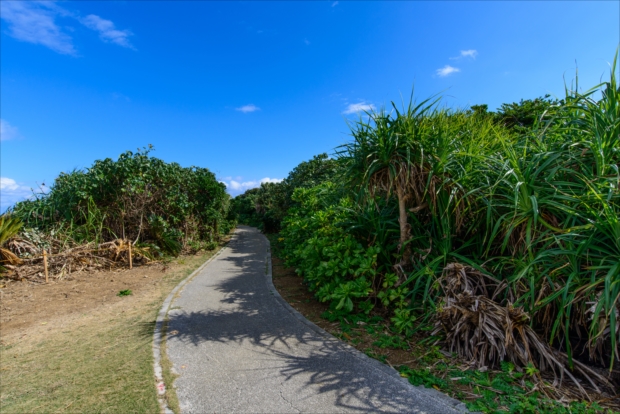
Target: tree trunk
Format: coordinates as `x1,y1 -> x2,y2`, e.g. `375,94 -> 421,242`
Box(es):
395,187 -> 411,285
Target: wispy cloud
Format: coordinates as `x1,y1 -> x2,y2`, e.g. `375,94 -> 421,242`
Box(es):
436,65 -> 460,77
343,102 -> 375,115
0,1 -> 135,55
235,104 -> 260,113
304,38 -> 310,46
0,177 -> 32,211
450,49 -> 478,60
80,14 -> 134,49
0,119 -> 20,141
112,92 -> 131,102
332,1 -> 339,7
220,177 -> 283,195
460,49 -> 478,59
0,1 -> 76,55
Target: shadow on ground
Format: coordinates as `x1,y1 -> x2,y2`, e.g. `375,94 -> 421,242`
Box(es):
163,226 -> 450,413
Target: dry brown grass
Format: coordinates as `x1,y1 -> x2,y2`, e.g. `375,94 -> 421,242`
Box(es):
0,248 -> 223,414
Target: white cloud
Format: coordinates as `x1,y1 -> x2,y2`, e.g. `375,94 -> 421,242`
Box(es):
450,49 -> 478,60
436,65 -> 460,77
460,49 -> 478,59
235,104 -> 260,113
0,177 -> 33,211
343,102 -> 375,115
260,177 -> 282,184
0,1 -> 135,55
0,1 -> 76,55
220,177 -> 283,195
1,119 -> 20,141
332,1 -> 339,6
0,177 -> 21,192
80,14 -> 134,49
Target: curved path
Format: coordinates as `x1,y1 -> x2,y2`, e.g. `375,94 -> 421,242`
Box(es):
164,226 -> 468,413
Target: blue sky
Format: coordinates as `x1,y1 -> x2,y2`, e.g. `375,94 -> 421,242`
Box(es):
1,1 -> 619,209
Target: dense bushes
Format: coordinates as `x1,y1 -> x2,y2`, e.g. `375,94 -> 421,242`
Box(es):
240,54 -> 620,392
229,153 -> 340,232
11,146 -> 233,255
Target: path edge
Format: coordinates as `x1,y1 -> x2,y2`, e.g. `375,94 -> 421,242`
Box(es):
152,241 -> 230,414
261,233 -> 470,413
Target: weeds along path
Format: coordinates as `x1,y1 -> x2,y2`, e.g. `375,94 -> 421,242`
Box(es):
162,226 -> 467,413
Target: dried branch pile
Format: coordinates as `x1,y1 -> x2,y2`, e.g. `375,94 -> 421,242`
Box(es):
3,237 -> 152,283
434,263 -> 618,400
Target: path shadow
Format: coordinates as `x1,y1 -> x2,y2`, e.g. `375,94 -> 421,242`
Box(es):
165,226 -> 450,413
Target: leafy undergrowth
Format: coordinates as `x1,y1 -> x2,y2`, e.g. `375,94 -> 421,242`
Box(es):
269,233 -> 617,413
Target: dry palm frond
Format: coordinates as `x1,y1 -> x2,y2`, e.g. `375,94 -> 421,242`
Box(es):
0,248 -> 23,266
434,263 -> 616,399
585,292 -> 620,365
7,237 -> 39,257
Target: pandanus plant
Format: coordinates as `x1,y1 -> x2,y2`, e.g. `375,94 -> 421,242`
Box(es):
337,94 -> 444,282
0,214 -> 24,271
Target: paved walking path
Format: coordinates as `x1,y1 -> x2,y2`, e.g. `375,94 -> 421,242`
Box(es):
165,226 -> 467,413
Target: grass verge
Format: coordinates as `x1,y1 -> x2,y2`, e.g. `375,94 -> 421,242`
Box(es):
0,245 -> 225,414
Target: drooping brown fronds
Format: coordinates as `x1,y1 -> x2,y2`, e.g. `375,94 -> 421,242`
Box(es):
434,263 -> 616,399
584,291 -> 620,366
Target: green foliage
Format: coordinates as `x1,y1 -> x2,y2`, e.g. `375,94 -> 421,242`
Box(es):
0,214 -> 23,246
276,51 -> 620,376
230,153 -> 341,232
494,94 -> 563,133
10,146 -> 232,256
0,214 -> 24,271
278,183 -> 383,311
397,365 -> 605,414
117,289 -> 132,297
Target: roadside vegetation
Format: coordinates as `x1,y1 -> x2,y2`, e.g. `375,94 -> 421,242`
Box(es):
232,53 -> 620,411
1,145 -> 235,282
0,146 -> 235,412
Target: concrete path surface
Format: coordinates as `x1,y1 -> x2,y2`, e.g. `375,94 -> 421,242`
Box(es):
165,226 -> 468,413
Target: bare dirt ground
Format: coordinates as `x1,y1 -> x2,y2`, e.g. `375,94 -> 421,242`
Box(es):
1,261 -> 175,338
0,235 -> 231,341
0,245 -> 228,414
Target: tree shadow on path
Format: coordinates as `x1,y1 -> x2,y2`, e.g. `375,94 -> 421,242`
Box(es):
165,226 -> 456,413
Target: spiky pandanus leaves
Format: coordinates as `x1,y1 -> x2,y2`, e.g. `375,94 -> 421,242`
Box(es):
280,51 -> 620,393
338,95 -> 496,282
337,98 -> 435,281
0,214 -> 24,270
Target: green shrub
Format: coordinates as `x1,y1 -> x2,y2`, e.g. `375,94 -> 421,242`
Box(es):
11,146 -> 232,256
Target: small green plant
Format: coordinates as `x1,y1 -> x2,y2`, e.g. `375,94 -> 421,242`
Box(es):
524,362 -> 539,376
372,333 -> 408,350
117,289 -> 132,297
